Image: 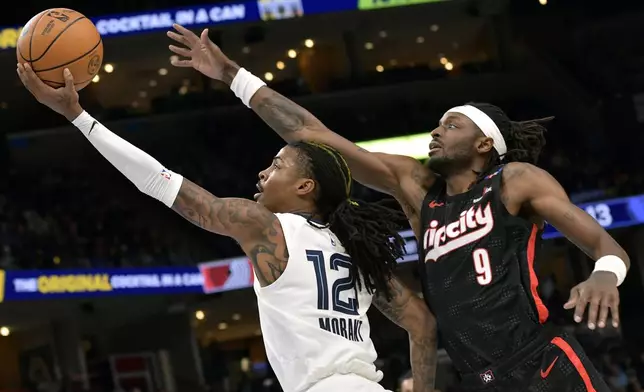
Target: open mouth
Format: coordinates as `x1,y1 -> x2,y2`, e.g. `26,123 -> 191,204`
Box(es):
429,142 -> 442,155
254,183 -> 264,201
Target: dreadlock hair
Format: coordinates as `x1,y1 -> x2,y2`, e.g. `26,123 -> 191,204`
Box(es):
467,102 -> 553,179
290,141 -> 407,300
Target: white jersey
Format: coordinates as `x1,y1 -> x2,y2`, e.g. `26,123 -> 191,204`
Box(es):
253,213 -> 385,392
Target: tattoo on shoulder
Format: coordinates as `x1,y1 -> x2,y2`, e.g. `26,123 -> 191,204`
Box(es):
502,162 -> 529,183
500,163 -> 531,210
247,217 -> 290,286
172,179 -> 289,286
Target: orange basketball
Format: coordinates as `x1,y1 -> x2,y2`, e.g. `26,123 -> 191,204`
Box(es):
17,8 -> 103,90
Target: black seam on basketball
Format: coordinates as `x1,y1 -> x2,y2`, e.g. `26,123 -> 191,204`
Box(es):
18,47 -> 30,62
28,9 -> 51,62
40,74 -> 95,86
30,15 -> 87,63
41,80 -> 64,86
33,38 -> 101,73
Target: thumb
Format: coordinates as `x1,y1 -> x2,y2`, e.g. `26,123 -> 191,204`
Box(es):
563,287 -> 580,309
63,69 -> 75,92
200,28 -> 209,44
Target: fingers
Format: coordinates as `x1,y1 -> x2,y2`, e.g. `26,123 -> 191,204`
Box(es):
610,307 -> 620,328
167,31 -> 192,47
566,283 -> 621,330
169,24 -> 199,46
609,293 -> 620,328
17,63 -> 46,96
63,68 -> 75,92
597,295 -> 610,328
201,28 -> 222,52
585,292 -> 601,329
170,58 -> 193,68
168,45 -> 191,57
16,63 -> 30,91
573,288 -> 589,324
563,286 -> 580,310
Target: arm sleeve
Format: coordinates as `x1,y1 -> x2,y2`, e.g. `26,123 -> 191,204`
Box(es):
71,111 -> 183,207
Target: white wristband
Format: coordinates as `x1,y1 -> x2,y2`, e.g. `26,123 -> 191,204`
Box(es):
593,255 -> 627,286
230,67 -> 266,108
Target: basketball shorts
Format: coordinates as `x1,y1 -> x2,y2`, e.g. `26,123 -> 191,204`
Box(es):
458,331 -> 610,392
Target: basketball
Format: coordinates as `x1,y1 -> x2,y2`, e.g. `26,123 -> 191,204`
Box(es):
17,8 -> 103,90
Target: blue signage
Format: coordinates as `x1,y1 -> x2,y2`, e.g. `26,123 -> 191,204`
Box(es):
1,0 -> 440,50
542,194 -> 644,239
93,2 -> 258,37
1,267 -> 204,301
91,0 -> 358,37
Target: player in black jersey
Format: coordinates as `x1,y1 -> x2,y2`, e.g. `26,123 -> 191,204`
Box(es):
256,101 -> 628,392
167,32 -> 630,391
255,100 -> 629,391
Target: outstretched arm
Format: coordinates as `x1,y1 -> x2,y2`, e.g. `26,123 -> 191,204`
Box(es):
239,68 -> 428,197
373,277 -> 437,392
166,24 -> 431,198
504,162 -> 629,329
16,63 -> 288,287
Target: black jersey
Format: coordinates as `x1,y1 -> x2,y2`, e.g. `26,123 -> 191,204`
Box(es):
418,165 -> 549,374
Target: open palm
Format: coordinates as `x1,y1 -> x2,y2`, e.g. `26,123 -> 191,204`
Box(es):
167,24 -> 230,81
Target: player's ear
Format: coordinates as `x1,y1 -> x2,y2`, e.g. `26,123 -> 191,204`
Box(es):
295,178 -> 315,197
476,136 -> 495,154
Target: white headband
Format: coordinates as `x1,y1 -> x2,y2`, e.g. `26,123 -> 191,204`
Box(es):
441,105 -> 507,158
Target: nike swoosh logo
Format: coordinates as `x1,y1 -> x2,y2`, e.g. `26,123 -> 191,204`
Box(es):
540,356 -> 559,379
88,120 -> 98,136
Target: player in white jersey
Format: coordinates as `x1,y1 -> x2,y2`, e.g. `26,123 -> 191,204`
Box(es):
18,59 -> 437,392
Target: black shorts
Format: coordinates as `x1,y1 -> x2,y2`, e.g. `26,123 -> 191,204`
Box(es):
458,331 -> 610,392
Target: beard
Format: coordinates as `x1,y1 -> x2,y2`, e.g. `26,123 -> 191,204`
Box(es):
427,150 -> 472,177
427,156 -> 455,177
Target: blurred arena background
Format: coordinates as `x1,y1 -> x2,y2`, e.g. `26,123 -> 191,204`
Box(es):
1,0 -> 644,391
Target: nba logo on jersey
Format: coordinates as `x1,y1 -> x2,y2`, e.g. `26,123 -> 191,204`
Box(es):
160,169 -> 171,180
480,369 -> 495,384
485,167 -> 503,179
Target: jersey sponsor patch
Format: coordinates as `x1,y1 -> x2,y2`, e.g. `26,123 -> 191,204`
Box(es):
423,202 -> 495,262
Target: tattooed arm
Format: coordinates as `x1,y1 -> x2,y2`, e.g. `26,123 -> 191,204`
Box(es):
172,179 -> 288,286
373,277 -> 437,392
166,25 -> 432,203
219,64 -> 432,198
16,60 -> 287,288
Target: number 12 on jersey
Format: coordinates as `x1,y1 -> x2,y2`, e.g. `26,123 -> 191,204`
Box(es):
306,250 -> 359,315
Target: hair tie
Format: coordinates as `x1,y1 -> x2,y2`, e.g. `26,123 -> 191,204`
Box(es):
348,199 -> 359,206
